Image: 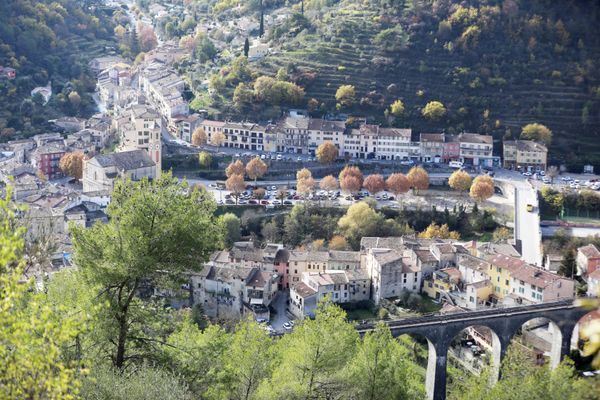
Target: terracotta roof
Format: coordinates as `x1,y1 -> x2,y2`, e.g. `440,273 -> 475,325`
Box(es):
459,133 -> 493,145
578,244 -> 600,259
308,118 -> 345,132
93,150 -> 155,170
360,237 -> 405,251
490,254 -> 572,289
420,133 -> 445,142
292,282 -> 317,298
503,140 -> 547,153
467,280 -> 491,289
414,249 -> 438,263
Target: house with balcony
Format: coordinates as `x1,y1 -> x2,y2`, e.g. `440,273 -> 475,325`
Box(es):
458,133 -> 496,167
423,267 -> 461,301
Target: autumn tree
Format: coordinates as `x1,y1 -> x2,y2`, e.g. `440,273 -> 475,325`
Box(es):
335,85 -> 356,109
226,174 -> 246,204
470,175 -> 495,203
389,99 -> 405,117
198,151 -> 212,169
138,23 -> 158,52
320,175 -> 338,193
316,141 -> 339,164
68,91 -> 81,111
191,127 -> 207,146
338,202 -> 384,248
296,168 -> 315,197
448,169 -> 472,193
339,165 -> 364,194
418,223 -> 460,240
521,123 -> 552,145
329,235 -> 349,250
407,166 -> 429,194
386,173 -> 410,196
59,152 -> 84,180
226,159 -> 245,178
493,227 -> 512,243
211,131 -> 226,147
71,174 -> 223,370
363,174 -> 386,194
421,101 -> 446,121
246,157 -> 268,182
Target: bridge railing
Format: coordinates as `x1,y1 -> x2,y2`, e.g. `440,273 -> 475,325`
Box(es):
356,298 -> 579,331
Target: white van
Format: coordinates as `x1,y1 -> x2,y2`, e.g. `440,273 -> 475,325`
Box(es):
449,161 -> 463,168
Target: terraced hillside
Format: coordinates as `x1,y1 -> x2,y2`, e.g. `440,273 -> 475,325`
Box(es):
252,0 -> 600,167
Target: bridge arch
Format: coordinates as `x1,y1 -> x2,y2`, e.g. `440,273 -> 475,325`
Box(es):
396,332 -> 434,399
445,323 -> 504,391
506,316 -> 563,369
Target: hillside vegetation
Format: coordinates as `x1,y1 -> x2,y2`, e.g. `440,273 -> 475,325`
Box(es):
180,0 -> 600,168
259,0 -> 600,167
0,0 -> 116,138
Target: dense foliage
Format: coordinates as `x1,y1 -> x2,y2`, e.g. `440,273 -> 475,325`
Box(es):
176,0 -> 600,169
0,0 -> 116,138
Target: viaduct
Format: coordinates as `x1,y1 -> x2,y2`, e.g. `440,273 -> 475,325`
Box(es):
356,299 -> 589,400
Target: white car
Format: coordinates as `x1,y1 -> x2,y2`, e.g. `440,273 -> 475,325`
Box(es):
276,154 -> 283,160
283,322 -> 292,330
260,154 -> 266,159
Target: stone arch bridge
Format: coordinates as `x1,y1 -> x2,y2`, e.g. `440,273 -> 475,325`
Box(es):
356,299 -> 588,400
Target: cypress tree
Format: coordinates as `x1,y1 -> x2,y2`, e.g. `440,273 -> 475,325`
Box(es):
244,37 -> 249,57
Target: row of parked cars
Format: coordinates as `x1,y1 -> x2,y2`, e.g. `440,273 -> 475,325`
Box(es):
559,176 -> 600,190
234,152 -> 316,163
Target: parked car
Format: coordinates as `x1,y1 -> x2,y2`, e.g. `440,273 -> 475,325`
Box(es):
283,322 -> 292,330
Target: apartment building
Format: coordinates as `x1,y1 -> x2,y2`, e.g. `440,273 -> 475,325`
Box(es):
174,114 -> 203,142
488,254 -> 575,305
139,61 -> 189,134
307,118 -> 345,156
32,144 -> 66,180
420,133 -> 445,163
503,140 -> 548,172
278,115 -> 309,153
222,122 -> 266,151
458,133 -> 495,167
115,104 -> 162,174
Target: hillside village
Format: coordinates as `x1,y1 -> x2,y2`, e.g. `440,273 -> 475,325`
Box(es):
1,1 -> 600,399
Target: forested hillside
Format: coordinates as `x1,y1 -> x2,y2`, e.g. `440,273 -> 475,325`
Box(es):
0,0 -> 116,138
177,0 -> 600,167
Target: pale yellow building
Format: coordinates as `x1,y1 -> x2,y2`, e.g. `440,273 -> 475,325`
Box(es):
503,140 -> 547,172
